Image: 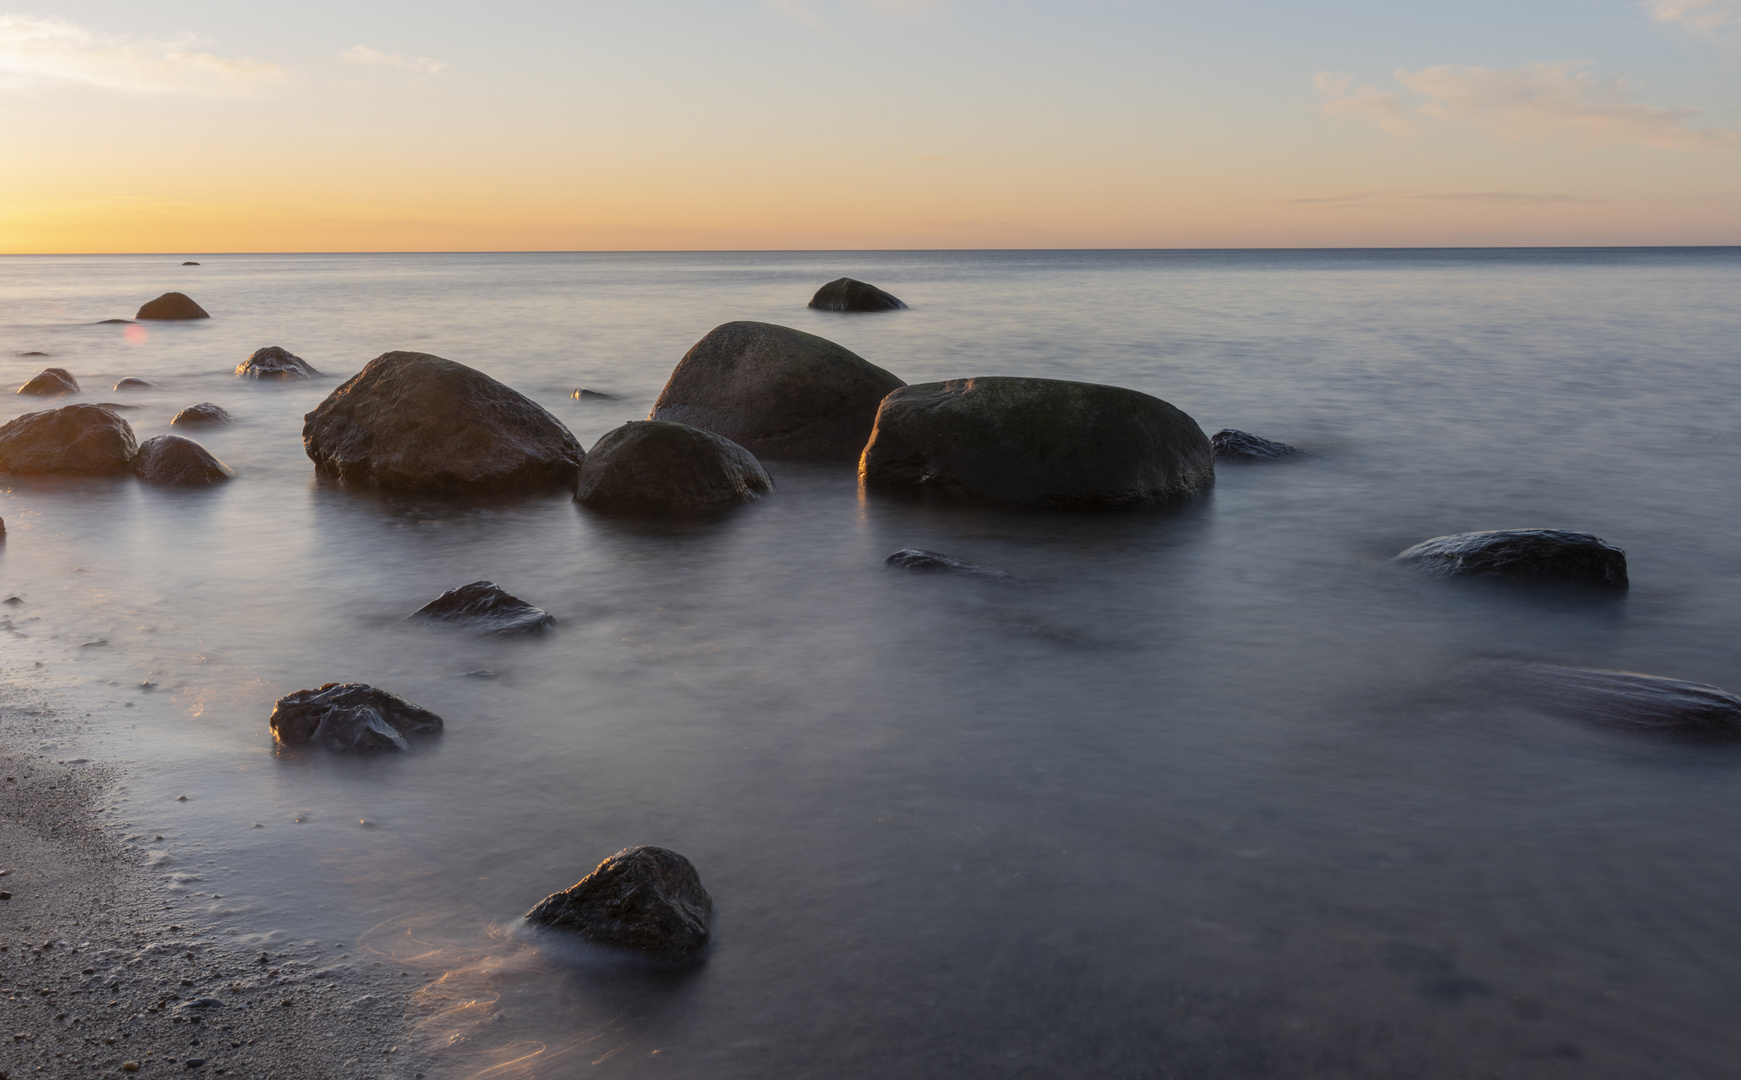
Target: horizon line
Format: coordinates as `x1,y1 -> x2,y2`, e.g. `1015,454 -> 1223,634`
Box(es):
3,244 -> 1740,257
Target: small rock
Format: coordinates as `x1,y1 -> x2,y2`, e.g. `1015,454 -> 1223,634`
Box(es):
1479,661 -> 1741,739
170,403 -> 234,427
0,891 -> 10,900
122,1062 -> 140,1072
807,277 -> 907,312
526,846 -> 713,962
132,434 -> 234,486
97,318 -> 136,325
1,597 -> 18,605
235,346 -> 318,380
0,404 -> 138,475
268,683 -> 444,752
460,669 -> 498,679
112,378 -> 156,392
177,795 -> 188,801
135,292 -> 210,320
1211,428 -> 1302,461
885,549 -> 1015,580
186,1059 -> 207,1069
411,581 -> 554,636
17,367 -> 78,396
574,420 -> 773,515
18,350 -> 49,357
1395,529 -> 1628,588
182,261 -> 200,266
571,388 -> 615,400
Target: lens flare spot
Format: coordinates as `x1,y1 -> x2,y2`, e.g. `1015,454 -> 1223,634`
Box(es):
123,324 -> 148,345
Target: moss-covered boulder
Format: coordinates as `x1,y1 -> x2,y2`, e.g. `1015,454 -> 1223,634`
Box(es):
808,277 -> 906,312
302,351 -> 583,493
135,292 -> 209,320
650,321 -> 904,462
0,404 -> 137,475
17,367 -> 78,396
860,377 -> 1214,508
132,434 -> 234,486
575,420 -> 772,514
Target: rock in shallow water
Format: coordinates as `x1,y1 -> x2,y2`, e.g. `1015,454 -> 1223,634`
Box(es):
236,346 -> 319,380
268,683 -> 444,752
112,378 -> 155,392
1395,529 -> 1627,588
1480,661 -> 1741,739
575,420 -> 772,514
860,377 -> 1215,508
170,402 -> 233,427
526,846 -> 713,962
807,277 -> 907,312
1211,428 -> 1301,461
0,404 -> 137,475
411,581 -> 554,636
135,292 -> 209,320
132,434 -> 234,486
17,367 -> 79,396
886,549 -> 1015,580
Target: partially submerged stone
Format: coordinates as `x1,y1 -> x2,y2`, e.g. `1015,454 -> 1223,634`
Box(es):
411,581 -> 554,636
0,404 -> 137,475
1395,529 -> 1628,588
808,277 -> 907,312
886,548 -> 1015,580
132,434 -> 234,486
1480,661 -> 1741,740
1212,428 -> 1301,461
651,321 -> 904,462
268,683 -> 444,752
237,346 -> 319,380
572,388 -> 615,400
526,846 -> 713,962
113,378 -> 155,392
302,351 -> 584,493
17,368 -> 78,396
861,377 -> 1215,508
575,420 -> 772,514
135,292 -> 209,320
170,402 -> 234,427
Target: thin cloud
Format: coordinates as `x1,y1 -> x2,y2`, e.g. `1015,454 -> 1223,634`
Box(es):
1412,191 -> 1597,205
0,14 -> 282,94
340,44 -> 446,75
1645,0 -> 1741,32
1313,74 -> 1414,136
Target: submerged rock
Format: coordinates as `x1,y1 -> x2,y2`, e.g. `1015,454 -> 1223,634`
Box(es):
808,277 -> 907,312
886,548 -> 1015,580
17,367 -> 78,396
526,846 -> 713,962
96,319 -> 135,325
18,351 -> 49,357
1480,660 -> 1741,740
112,377 -> 155,392
575,420 -> 772,514
132,434 -> 234,486
268,683 -> 444,752
135,292 -> 209,320
170,402 -> 234,427
411,581 -> 554,636
303,351 -> 584,493
181,261 -> 200,266
572,388 -> 615,401
1212,428 -> 1301,461
236,346 -> 319,380
0,404 -> 137,475
861,377 -> 1215,508
650,321 -> 904,462
1395,529 -> 1628,588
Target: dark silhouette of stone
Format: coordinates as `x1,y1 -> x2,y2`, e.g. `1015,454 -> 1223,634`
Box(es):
886,548 -> 1015,580
412,581 -> 554,636
131,434 -> 234,486
808,277 -> 907,312
112,378 -> 155,392
170,403 -> 234,427
1212,428 -> 1301,461
135,292 -> 209,320
96,319 -> 135,325
0,404 -> 137,475
18,368 -> 78,396
572,388 -> 615,400
575,421 -> 771,514
18,351 -> 49,357
1479,660 -> 1741,740
526,846 -> 713,962
303,351 -> 584,493
268,682 -> 444,752
650,321 -> 904,462
236,346 -> 319,380
861,377 -> 1215,508
182,261 -> 200,266
1395,530 -> 1627,588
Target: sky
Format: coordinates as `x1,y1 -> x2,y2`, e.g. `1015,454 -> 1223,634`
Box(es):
0,0 -> 1738,251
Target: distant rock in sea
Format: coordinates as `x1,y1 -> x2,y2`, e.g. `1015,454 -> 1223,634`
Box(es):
17,368 -> 78,396
526,846 -> 713,962
170,403 -> 234,427
135,292 -> 209,321
96,319 -> 135,325
0,404 -> 137,475
808,277 -> 907,312
132,434 -> 234,486
236,346 -> 319,380
268,682 -> 444,752
411,581 -> 555,636
572,388 -> 615,400
1212,428 -> 1302,461
1395,529 -> 1628,588
575,420 -> 772,515
112,378 -> 155,392
886,548 -> 1016,580
182,261 -> 200,266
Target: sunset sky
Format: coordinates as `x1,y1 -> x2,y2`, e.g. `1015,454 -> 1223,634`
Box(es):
2,0 -> 1738,251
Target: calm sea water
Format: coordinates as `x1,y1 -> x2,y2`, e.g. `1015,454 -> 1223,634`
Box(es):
3,249 -> 1741,1078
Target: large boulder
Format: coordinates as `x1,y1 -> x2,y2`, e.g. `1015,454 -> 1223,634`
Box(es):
411,581 -> 554,636
135,292 -> 209,320
1212,428 -> 1301,461
237,346 -> 318,380
1395,530 -> 1627,588
170,403 -> 233,427
1479,661 -> 1741,740
132,435 -> 234,487
575,421 -> 772,514
302,351 -> 584,493
268,683 -> 444,752
650,321 -> 904,462
860,377 -> 1215,508
808,277 -> 906,312
0,404 -> 137,475
17,368 -> 78,396
526,846 -> 713,962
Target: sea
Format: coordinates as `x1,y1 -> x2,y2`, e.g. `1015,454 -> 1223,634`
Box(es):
3,248 -> 1740,1078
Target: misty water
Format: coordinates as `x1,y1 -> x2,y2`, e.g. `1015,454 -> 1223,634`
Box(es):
3,249 -> 1741,1078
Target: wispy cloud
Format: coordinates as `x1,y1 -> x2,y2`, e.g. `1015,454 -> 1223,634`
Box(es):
1282,191 -> 1597,209
340,44 -> 445,75
1645,0 -> 1741,33
0,14 -> 282,94
1317,62 -> 1737,150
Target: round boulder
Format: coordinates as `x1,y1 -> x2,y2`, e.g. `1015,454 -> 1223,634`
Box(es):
650,321 -> 904,462
237,346 -> 319,380
860,377 -> 1215,508
808,277 -> 907,312
0,404 -> 137,475
1395,529 -> 1627,588
526,846 -> 713,962
17,368 -> 78,396
113,378 -> 155,392
268,683 -> 444,753
302,351 -> 584,493
575,421 -> 772,514
170,403 -> 234,427
132,435 -> 234,486
135,292 -> 209,320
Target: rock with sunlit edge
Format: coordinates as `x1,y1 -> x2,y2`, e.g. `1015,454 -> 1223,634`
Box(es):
575,420 -> 772,515
807,277 -> 907,312
411,580 -> 555,636
1474,660 -> 1741,740
113,377 -> 155,392
268,683 -> 444,753
886,548 -> 1016,580
1211,428 -> 1302,461
526,846 -> 714,962
132,434 -> 234,487
0,404 -> 137,475
17,367 -> 78,396
135,292 -> 210,320
171,402 -> 234,427
1395,529 -> 1627,588
237,345 -> 319,380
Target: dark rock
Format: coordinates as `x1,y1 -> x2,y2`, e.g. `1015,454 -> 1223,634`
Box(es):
135,292 -> 209,320
132,435 -> 234,486
2,596 -> 19,605
572,388 -> 615,400
182,261 -> 200,266
17,368 -> 78,396
268,682 -> 444,752
861,377 -> 1215,508
0,404 -> 137,475
236,346 -> 319,380
650,321 -> 904,462
0,519 -> 5,539
96,319 -> 136,325
886,548 -> 1015,580
1480,660 -> 1741,740
411,581 -> 554,636
94,401 -> 140,411
1395,530 -> 1627,588
575,421 -> 772,514
170,403 -> 234,427
526,846 -> 713,962
18,351 -> 49,357
808,277 -> 907,312
113,378 -> 155,392
302,351 -> 583,493
1212,428 -> 1301,461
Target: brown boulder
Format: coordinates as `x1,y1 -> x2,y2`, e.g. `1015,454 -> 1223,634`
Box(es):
526,846 -> 713,962
575,421 -> 772,514
0,404 -> 137,475
132,435 -> 234,486
17,368 -> 78,396
135,292 -> 209,320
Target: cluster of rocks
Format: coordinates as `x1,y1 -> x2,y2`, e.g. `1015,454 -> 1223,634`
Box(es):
0,401 -> 231,486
